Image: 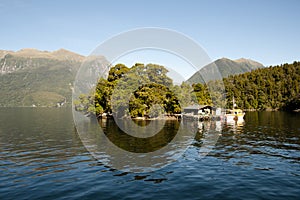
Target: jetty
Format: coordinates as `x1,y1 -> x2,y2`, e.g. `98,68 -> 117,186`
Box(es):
182,105 -> 222,121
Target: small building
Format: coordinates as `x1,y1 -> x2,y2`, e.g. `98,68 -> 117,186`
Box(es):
183,105 -> 214,115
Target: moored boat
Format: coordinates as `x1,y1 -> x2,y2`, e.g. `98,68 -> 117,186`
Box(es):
225,108 -> 245,121
225,97 -> 245,122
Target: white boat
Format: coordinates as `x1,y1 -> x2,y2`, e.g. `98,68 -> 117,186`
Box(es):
225,97 -> 245,122
225,108 -> 245,122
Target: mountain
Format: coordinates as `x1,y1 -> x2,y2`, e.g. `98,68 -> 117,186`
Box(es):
187,58 -> 264,84
0,48 -> 84,74
0,49 -> 264,107
0,48 -> 85,107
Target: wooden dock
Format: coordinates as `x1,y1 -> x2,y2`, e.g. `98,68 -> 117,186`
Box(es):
182,114 -> 221,121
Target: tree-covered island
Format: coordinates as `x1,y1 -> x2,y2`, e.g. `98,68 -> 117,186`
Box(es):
74,61 -> 300,117
74,63 -> 199,118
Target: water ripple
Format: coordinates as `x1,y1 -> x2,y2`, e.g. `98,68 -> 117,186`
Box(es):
1,109 -> 300,199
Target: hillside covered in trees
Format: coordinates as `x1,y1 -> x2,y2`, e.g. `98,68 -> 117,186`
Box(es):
74,63 -> 196,118
193,61 -> 300,111
222,61 -> 299,111
75,61 -> 300,118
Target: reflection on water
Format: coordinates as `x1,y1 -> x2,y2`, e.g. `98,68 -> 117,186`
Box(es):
100,119 -> 180,153
75,114 -> 201,172
1,109 -> 300,199
210,112 -> 300,168
224,118 -> 245,134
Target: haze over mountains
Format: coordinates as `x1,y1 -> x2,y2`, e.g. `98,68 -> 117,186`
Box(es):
0,48 -> 265,107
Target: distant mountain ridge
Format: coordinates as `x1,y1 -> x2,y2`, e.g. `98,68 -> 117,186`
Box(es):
0,48 -> 110,107
0,48 -> 84,60
187,57 -> 265,84
0,48 -> 86,107
0,48 -> 264,107
0,48 -> 84,74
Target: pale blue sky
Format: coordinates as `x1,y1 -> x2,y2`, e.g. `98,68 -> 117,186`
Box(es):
0,0 -> 299,67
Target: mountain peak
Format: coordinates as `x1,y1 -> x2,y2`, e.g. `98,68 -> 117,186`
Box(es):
234,58 -> 264,68
51,48 -> 84,61
18,48 -> 44,52
219,57 -> 231,61
235,58 -> 248,62
55,48 -> 69,52
13,48 -> 49,58
1,48 -> 84,62
52,48 -> 74,54
187,57 -> 265,84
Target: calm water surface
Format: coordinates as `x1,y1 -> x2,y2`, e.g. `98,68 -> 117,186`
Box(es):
0,108 -> 300,199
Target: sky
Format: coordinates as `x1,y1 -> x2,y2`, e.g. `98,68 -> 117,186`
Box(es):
0,0 -> 300,75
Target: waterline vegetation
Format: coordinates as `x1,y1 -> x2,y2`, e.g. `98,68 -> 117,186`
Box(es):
74,63 -> 197,118
74,61 -> 300,117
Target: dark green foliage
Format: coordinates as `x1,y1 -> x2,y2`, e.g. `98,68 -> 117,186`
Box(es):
281,94 -> 300,111
222,61 -> 300,110
107,63 -> 129,82
76,61 -> 300,115
190,61 -> 300,111
192,83 -> 212,105
173,82 -> 198,108
129,83 -> 181,117
76,63 -> 189,118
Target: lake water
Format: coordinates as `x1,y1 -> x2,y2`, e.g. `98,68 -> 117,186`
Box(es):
1,108 -> 300,199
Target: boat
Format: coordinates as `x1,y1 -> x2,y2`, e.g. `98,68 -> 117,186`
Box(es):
225,108 -> 245,121
225,97 -> 245,122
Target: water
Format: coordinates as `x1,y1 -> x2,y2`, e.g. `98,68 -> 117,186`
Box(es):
0,108 -> 300,199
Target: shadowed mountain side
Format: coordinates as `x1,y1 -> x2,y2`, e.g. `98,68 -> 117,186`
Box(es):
0,49 -> 108,107
187,58 -> 264,84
